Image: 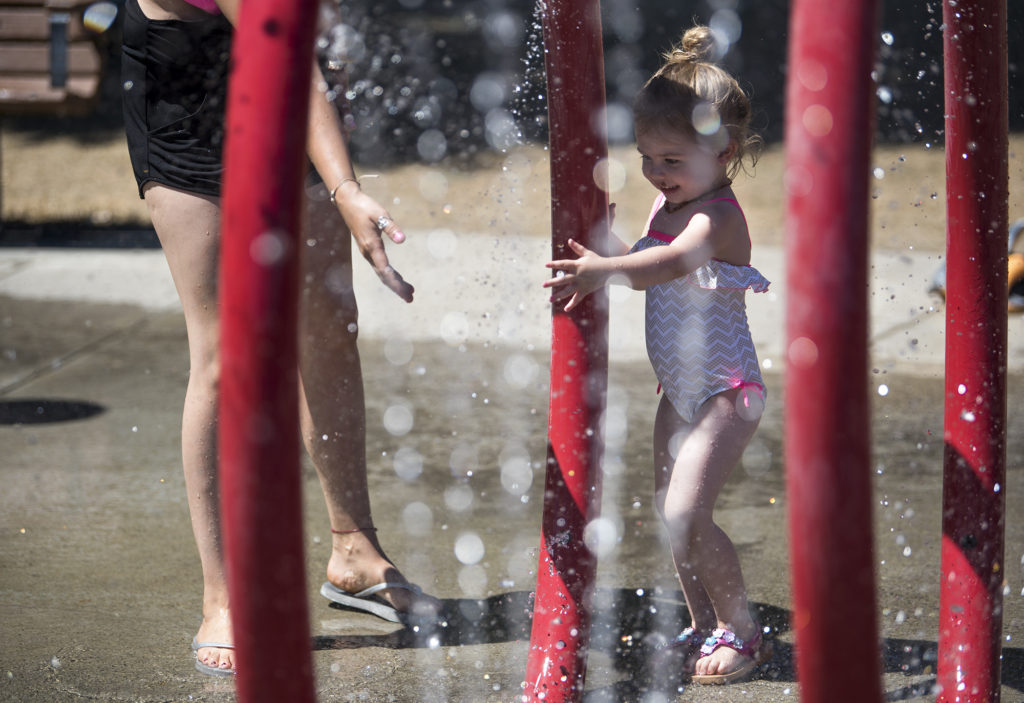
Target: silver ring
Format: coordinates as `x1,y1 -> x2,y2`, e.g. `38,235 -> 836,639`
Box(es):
376,215 -> 391,231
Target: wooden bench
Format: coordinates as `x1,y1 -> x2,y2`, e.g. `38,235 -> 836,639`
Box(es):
0,0 -> 114,114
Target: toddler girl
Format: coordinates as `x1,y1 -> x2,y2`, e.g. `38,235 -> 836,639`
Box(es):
544,25 -> 771,686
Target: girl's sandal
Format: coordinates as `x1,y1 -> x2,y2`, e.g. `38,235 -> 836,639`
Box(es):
690,627 -> 772,685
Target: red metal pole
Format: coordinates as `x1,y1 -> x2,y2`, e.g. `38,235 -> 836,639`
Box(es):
938,0 -> 1008,700
218,0 -> 319,700
522,0 -> 609,700
782,2 -> 883,702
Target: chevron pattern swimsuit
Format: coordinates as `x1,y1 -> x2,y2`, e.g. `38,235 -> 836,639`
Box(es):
629,195 -> 770,423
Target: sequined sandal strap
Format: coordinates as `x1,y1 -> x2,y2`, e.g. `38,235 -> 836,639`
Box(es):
699,628 -> 761,658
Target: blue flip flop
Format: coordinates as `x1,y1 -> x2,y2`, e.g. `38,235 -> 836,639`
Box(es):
191,637 -> 235,677
319,581 -> 444,630
320,581 -> 430,625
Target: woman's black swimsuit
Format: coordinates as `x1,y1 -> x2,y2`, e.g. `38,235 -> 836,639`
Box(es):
121,0 -> 233,198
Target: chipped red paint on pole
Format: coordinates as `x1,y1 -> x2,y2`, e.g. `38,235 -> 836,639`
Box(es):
938,0 -> 1008,700
782,2 -> 883,702
523,0 -> 609,700
218,0 -> 319,700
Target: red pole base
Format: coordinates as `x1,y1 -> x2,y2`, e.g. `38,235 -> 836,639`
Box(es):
783,1 -> 883,701
522,0 -> 609,700
938,1 -> 1008,700
218,0 -> 319,701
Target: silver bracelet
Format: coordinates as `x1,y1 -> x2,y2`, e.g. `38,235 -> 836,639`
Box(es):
329,177 -> 360,204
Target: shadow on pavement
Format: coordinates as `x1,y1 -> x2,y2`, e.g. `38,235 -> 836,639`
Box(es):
307,585 -> 1024,702
0,221 -> 158,248
0,398 -> 106,424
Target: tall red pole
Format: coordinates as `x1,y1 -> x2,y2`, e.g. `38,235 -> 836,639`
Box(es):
522,0 -> 609,700
218,0 -> 319,700
938,0 -> 1008,700
782,2 -> 883,702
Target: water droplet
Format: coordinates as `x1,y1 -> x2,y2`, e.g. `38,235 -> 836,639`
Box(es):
384,337 -> 414,366
402,501 -> 432,533
501,455 -> 533,496
788,336 -> 819,368
455,532 -> 486,565
692,101 -> 722,136
382,402 -> 414,436
444,483 -> 474,511
393,446 -> 423,481
417,129 -> 447,162
250,229 -> 288,266
592,157 -> 627,193
802,104 -> 833,137
583,517 -> 619,558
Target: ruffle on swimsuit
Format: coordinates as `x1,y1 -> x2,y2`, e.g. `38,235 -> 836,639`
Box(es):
688,257 -> 770,293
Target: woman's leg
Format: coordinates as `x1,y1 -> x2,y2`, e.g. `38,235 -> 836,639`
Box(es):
144,183 -> 234,672
298,194 -> 431,614
653,389 -> 760,677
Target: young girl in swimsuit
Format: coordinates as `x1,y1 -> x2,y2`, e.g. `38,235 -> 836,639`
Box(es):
544,25 -> 771,686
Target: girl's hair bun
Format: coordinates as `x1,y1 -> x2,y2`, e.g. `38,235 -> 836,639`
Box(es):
666,25 -> 716,64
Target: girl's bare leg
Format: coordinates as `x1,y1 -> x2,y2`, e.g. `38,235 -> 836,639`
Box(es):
144,183 -> 234,672
653,389 -> 760,677
298,195 -> 431,614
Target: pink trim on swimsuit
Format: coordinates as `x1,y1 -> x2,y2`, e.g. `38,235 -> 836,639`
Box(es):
182,0 -> 221,14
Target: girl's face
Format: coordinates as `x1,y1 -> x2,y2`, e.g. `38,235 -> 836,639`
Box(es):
636,128 -> 730,206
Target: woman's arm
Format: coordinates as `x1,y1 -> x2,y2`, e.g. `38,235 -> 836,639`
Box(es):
213,0 -> 414,302
305,76 -> 414,302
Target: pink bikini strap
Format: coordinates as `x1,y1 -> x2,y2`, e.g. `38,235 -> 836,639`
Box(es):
182,0 -> 221,13
642,193 -> 666,235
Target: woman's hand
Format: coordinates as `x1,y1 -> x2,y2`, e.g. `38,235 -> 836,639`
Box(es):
335,182 -> 415,303
543,238 -> 609,312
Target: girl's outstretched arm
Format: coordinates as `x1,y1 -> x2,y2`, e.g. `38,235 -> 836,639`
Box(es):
544,207 -> 735,311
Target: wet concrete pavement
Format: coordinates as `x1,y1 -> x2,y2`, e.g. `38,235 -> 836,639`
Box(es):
1,232 -> 1023,702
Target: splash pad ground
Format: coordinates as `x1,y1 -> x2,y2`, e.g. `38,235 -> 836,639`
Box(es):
1,127 -> 1023,701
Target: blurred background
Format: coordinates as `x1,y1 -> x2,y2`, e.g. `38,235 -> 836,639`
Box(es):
2,0 -> 1023,239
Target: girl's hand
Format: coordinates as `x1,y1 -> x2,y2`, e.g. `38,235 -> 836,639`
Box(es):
336,185 -> 415,303
543,238 -> 607,312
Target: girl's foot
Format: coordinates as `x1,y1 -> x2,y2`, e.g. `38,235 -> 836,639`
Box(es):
691,627 -> 771,685
193,607 -> 234,674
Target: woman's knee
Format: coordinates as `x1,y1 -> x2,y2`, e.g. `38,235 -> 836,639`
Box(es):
187,338 -> 221,394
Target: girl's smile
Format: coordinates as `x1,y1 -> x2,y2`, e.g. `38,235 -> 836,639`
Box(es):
636,128 -> 731,207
